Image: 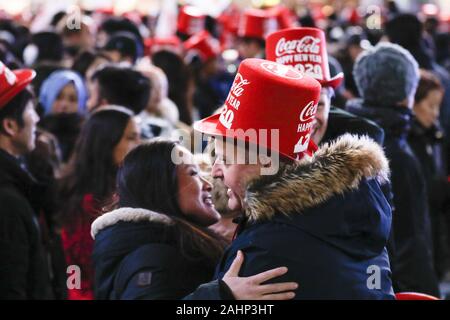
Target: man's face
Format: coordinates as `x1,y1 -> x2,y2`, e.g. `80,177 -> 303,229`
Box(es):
11,101 -> 40,155
211,138 -> 262,211
311,88 -> 332,145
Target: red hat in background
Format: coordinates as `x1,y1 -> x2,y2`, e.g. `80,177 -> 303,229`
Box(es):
184,31 -> 220,61
238,9 -> 279,40
266,27 -> 344,89
0,61 -> 35,109
267,5 -> 297,30
177,6 -> 206,36
194,58 -> 321,161
144,36 -> 182,55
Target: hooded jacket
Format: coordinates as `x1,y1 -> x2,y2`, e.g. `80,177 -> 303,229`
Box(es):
213,134 -> 395,299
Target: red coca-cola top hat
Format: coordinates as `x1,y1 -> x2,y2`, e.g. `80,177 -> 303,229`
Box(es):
266,27 -> 344,89
0,61 -> 36,109
194,58 -> 321,161
184,31 -> 220,61
144,36 -> 182,55
177,6 -> 206,36
238,9 -> 279,40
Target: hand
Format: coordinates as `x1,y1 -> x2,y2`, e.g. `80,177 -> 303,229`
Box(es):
222,250 -> 298,300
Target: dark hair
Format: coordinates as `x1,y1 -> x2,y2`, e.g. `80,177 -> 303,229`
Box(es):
31,31 -> 64,62
385,14 -> 423,48
91,65 -> 151,114
116,139 -> 226,264
99,17 -> 143,44
415,69 -> 443,103
58,109 -> 132,227
0,89 -> 33,134
152,50 -> 193,124
103,31 -> 139,63
71,50 -> 110,78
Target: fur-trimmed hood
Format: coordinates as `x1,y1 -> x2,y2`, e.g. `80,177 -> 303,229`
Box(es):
91,207 -> 173,240
244,134 -> 390,222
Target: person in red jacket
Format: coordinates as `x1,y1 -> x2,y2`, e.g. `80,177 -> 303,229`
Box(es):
58,106 -> 141,299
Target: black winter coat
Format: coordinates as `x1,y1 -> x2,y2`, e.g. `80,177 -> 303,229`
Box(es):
0,149 -> 55,299
408,120 -> 450,278
347,100 -> 440,296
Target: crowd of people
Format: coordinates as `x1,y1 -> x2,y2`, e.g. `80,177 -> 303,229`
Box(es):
0,0 -> 450,300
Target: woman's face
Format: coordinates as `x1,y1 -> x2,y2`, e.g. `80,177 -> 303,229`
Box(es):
51,83 -> 79,114
176,147 -> 220,227
113,117 -> 141,165
414,89 -> 443,128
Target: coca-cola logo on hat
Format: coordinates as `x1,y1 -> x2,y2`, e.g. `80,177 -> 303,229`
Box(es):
299,100 -> 317,122
275,36 -> 321,57
261,61 -> 303,79
273,35 -> 324,80
220,73 -> 250,129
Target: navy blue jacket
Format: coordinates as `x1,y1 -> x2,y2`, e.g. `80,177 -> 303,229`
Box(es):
213,135 -> 395,299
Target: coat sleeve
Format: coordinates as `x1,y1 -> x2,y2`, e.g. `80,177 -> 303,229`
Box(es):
183,279 -> 234,300
0,191 -> 32,299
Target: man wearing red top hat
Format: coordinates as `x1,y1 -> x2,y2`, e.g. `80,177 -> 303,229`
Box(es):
193,58 -> 395,299
237,9 -> 279,60
0,62 -> 55,299
184,31 -> 225,118
265,27 -> 384,147
177,6 -> 206,41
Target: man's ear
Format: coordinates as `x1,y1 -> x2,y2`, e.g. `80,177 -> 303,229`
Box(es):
1,118 -> 18,137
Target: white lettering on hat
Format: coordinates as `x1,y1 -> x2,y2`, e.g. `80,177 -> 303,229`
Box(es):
261,61 -> 303,79
229,73 -> 250,99
219,106 -> 234,129
221,73 -> 250,129
299,101 -> 317,122
275,36 -> 321,57
294,133 -> 311,154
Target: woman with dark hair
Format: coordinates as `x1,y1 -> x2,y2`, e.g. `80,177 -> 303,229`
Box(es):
91,140 -> 298,300
408,70 -> 450,281
71,50 -> 111,80
58,106 -> 141,300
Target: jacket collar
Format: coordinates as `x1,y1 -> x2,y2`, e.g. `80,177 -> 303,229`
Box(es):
91,207 -> 174,239
243,134 -> 390,222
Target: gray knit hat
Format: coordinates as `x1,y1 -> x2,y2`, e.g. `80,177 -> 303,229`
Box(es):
353,42 -> 419,107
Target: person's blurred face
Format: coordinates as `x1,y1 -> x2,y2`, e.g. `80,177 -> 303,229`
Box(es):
51,83 -> 79,114
414,89 -> 443,128
146,73 -> 163,113
211,139 -> 262,211
9,101 -> 40,156
311,88 -> 332,144
103,50 -> 122,63
86,79 -> 100,111
96,30 -> 109,49
176,146 -> 220,226
85,57 -> 109,81
113,117 -> 141,165
237,39 -> 263,59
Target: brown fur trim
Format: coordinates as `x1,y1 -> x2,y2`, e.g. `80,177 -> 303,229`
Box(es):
244,134 -> 390,222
